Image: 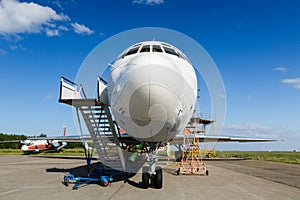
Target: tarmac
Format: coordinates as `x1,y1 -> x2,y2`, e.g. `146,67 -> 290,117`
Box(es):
0,155 -> 299,200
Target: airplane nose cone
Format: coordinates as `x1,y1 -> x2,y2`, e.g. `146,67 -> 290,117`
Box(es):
128,83 -> 180,127
21,145 -> 28,151
109,56 -> 196,142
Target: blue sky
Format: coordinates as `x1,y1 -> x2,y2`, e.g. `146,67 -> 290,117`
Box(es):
0,0 -> 299,150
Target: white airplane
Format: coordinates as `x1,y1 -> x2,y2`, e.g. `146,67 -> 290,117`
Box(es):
59,40 -> 280,189
107,41 -> 197,188
18,127 -> 69,153
20,139 -> 67,153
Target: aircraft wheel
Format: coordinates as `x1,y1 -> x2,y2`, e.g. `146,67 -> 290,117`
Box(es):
154,167 -> 163,189
206,170 -> 209,176
176,168 -> 180,175
142,167 -> 149,188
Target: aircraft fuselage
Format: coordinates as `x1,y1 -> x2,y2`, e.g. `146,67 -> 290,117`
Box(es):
108,41 -> 197,143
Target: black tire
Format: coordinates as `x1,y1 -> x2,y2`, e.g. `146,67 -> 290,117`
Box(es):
176,168 -> 180,175
142,167 -> 149,189
154,167 -> 163,189
150,176 -> 156,188
206,170 -> 209,176
175,151 -> 183,162
64,178 -> 69,187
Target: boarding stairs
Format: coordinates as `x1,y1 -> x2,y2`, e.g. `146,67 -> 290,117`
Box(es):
59,77 -> 125,172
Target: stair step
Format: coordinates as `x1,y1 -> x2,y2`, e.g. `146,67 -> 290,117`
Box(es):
104,158 -> 121,161
78,104 -> 124,171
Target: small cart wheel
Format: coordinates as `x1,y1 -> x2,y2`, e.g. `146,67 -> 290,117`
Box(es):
102,179 -> 109,187
64,178 -> 69,187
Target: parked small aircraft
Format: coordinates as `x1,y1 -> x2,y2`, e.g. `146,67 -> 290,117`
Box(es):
20,139 -> 67,153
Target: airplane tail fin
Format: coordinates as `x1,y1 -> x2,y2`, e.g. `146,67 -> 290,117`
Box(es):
63,126 -> 66,137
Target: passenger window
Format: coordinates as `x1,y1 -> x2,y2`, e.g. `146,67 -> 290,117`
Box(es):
152,45 -> 163,53
140,45 -> 151,53
164,46 -> 179,56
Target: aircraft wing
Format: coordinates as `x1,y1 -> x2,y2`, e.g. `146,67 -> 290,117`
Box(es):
27,134 -> 139,144
19,133 -> 283,146
0,140 -> 21,143
170,134 -> 283,145
0,136 -> 92,144
26,135 -> 92,142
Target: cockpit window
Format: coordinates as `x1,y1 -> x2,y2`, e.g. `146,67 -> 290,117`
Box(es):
163,46 -> 179,56
140,45 -> 151,53
117,42 -> 191,63
178,52 -> 185,59
124,46 -> 140,56
133,43 -> 141,47
152,45 -> 163,52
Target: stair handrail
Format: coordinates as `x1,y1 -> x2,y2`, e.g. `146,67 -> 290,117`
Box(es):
97,76 -> 108,85
61,76 -> 78,87
79,84 -> 87,99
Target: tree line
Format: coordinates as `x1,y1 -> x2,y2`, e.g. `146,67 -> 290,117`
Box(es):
0,133 -> 27,149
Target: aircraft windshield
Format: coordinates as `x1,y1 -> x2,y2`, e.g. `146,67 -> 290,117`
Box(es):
163,46 -> 179,56
118,42 -> 190,63
140,45 -> 150,52
152,45 -> 163,52
124,46 -> 140,56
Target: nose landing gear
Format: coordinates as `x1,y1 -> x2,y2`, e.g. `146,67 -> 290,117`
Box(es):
141,143 -> 163,189
142,166 -> 163,189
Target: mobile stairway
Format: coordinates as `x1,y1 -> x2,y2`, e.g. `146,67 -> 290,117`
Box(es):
58,77 -> 125,173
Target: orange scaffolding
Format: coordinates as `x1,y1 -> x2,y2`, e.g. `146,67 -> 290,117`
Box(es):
177,112 -> 214,175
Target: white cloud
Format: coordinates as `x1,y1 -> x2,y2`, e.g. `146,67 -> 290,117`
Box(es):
45,29 -> 60,37
10,44 -> 26,51
0,48 -> 7,55
58,25 -> 68,31
223,123 -> 275,138
225,124 -> 272,132
281,78 -> 300,89
0,0 -> 95,39
52,0 -> 63,10
0,0 -> 69,37
133,0 -> 164,6
273,66 -> 287,72
45,94 -> 53,100
71,23 -> 94,35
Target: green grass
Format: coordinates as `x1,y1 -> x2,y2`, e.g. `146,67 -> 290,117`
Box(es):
216,151 -> 300,164
34,148 -> 86,156
0,149 -> 24,155
0,148 -> 86,156
0,149 -> 299,164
